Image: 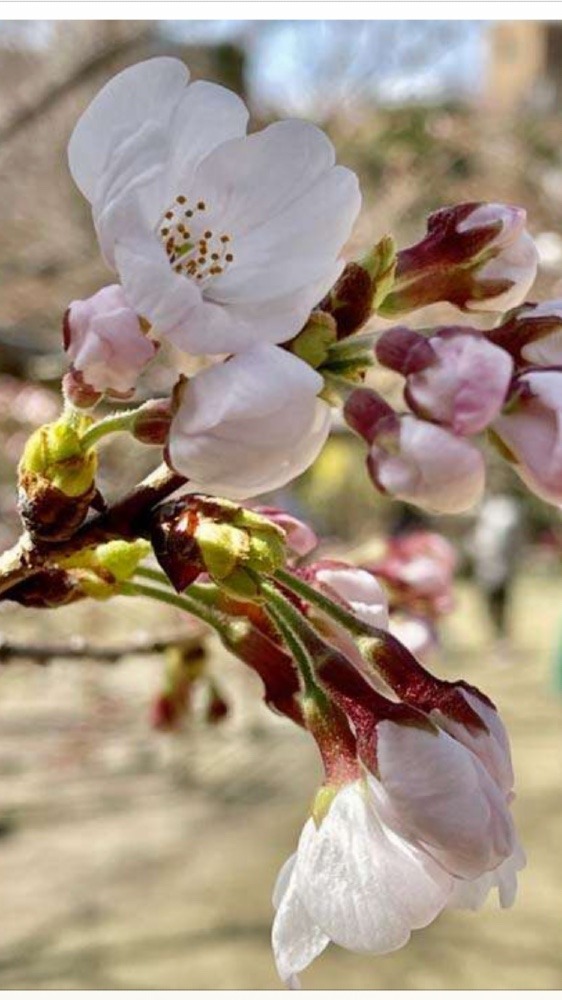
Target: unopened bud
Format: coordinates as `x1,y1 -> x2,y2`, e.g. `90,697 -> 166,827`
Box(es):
379,202 -> 538,317
345,389 -> 485,514
489,299 -> 562,366
320,235 -> 397,338
287,311 -> 337,368
64,285 -> 157,398
205,681 -> 229,725
378,326 -> 513,436
151,495 -> 286,599
18,417 -> 97,541
491,369 -> 562,505
132,399 -> 172,445
60,538 -> 151,599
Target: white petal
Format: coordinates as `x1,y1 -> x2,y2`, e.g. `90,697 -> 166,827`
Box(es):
376,722 -> 515,879
165,264 -> 343,355
114,234 -> 202,336
437,689 -> 515,795
294,782 -> 451,954
447,838 -> 525,911
315,566 -> 389,629
272,860 -> 330,985
190,120 -> 338,237
163,80 -> 249,204
208,166 -> 361,302
68,58 -> 189,201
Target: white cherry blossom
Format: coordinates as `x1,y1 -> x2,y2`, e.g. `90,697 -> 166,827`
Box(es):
272,778 -> 452,986
68,57 -> 361,356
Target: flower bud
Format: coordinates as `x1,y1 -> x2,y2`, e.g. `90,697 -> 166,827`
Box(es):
344,389 -> 485,514
167,345 -> 331,501
205,681 -> 230,725
151,641 -> 207,732
62,369 -> 103,410
489,299 -> 562,366
63,285 -> 157,399
131,399 -> 172,445
379,203 -> 538,317
151,495 -> 286,599
17,417 -> 97,541
287,311 -> 337,368
491,370 -> 562,504
319,235 -> 397,338
60,538 -> 151,599
378,327 -> 513,436
345,389 -> 485,514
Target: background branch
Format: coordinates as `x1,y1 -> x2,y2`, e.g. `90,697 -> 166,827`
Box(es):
0,632 -> 205,666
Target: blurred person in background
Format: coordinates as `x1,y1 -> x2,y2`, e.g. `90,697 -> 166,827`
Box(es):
469,493 -> 524,651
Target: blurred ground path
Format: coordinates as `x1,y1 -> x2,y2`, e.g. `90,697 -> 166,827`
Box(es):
0,572 -> 560,989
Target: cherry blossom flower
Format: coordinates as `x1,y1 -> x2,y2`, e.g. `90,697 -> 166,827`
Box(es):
492,370 -> 562,505
167,344 -> 331,499
272,777 -> 453,986
63,285 -> 157,397
68,57 -> 361,356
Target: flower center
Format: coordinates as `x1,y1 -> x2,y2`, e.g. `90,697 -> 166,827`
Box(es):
158,195 -> 234,286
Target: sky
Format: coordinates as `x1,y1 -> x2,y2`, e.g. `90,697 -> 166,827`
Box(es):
162,20 -> 487,113
0,19 -> 487,114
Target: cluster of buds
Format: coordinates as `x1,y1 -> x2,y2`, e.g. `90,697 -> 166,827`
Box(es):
336,203 -> 562,513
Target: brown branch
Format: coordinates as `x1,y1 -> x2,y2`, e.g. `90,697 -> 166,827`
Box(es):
0,633 -> 205,666
0,465 -> 187,601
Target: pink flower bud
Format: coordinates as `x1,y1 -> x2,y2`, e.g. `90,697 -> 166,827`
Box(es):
380,202 -> 538,317
369,416 -> 485,514
64,285 -> 157,397
492,370 -> 562,504
400,329 -> 513,436
375,326 -> 436,375
490,299 -> 562,366
346,391 -> 485,513
252,506 -> 318,557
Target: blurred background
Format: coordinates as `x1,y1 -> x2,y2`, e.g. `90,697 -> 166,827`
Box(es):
0,18 -> 561,989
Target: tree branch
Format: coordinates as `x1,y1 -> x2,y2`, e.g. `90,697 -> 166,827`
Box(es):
0,632 -> 205,666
